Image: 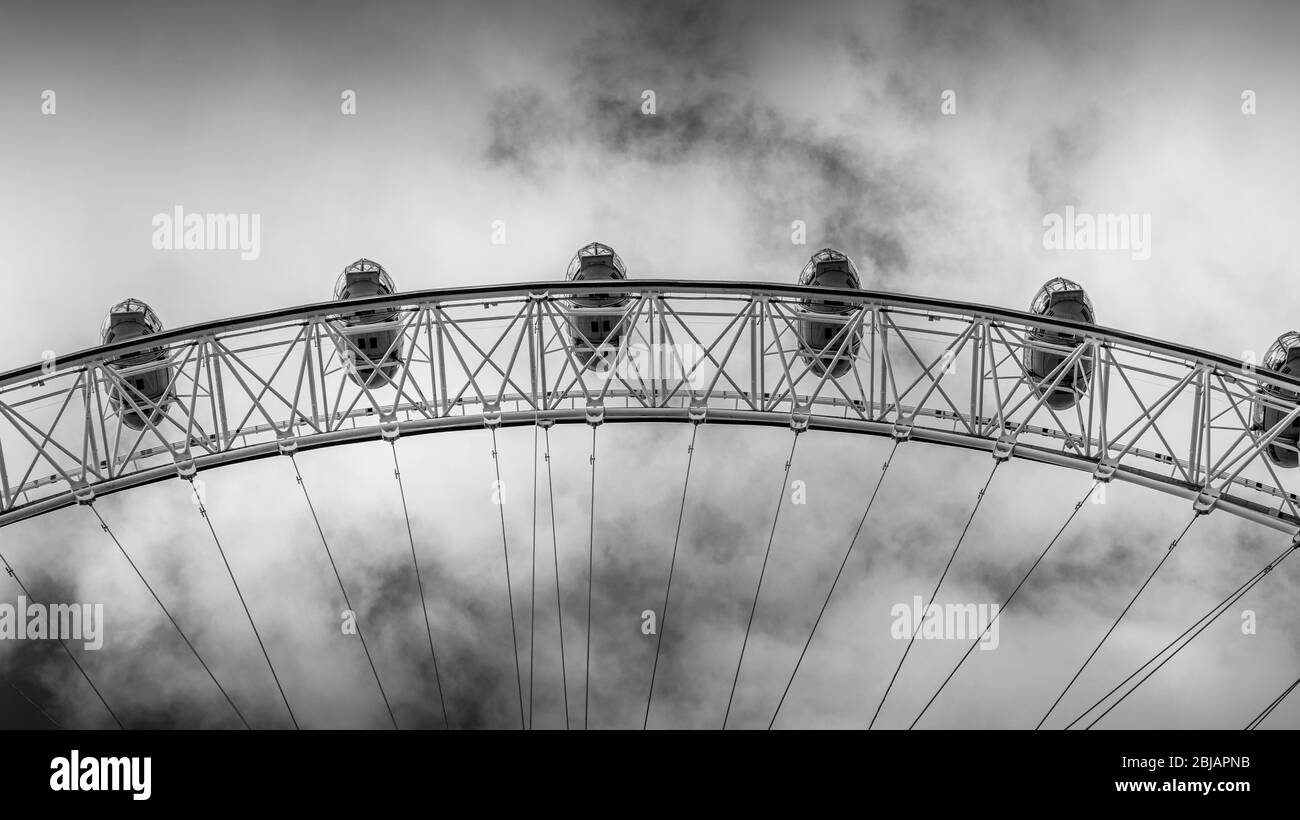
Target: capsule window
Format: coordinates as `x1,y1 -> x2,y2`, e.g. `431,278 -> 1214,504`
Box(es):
603,320 -> 612,333
824,328 -> 834,341
591,320 -> 600,334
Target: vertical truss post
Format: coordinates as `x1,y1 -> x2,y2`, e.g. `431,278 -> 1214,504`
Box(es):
969,319 -> 985,431
755,296 -> 762,405
1098,343 -> 1111,456
1188,365 -> 1207,487
302,326 -> 322,431
648,290 -> 657,408
310,321 -> 329,435
878,310 -> 891,420
434,305 -> 449,417
527,301 -> 539,411
80,376 -> 99,485
537,298 -> 551,412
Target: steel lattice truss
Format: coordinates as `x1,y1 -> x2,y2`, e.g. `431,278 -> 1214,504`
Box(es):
3,280 -> 1300,535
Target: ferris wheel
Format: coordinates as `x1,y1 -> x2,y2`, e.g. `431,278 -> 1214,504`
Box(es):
2,243 -> 1298,730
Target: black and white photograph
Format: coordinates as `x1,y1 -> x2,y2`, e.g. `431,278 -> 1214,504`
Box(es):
0,0 -> 1294,803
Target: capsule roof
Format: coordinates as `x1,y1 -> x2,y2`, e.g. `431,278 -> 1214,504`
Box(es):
1031,277 -> 1094,319
100,298 -> 164,343
798,248 -> 861,288
1263,332 -> 1300,370
334,258 -> 396,301
565,242 -> 627,281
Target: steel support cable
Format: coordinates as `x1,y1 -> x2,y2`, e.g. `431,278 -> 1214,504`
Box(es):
584,424 -> 597,730
643,423 -> 702,730
722,431 -> 802,729
3,672 -> 60,728
869,458 -> 1002,730
1036,512 -> 1199,730
1245,676 -> 1300,730
1074,538 -> 1299,730
768,439 -> 901,730
190,482 -> 299,729
290,455 -> 397,729
1063,539 -> 1298,730
489,427 -> 527,729
88,504 -> 250,729
0,548 -> 123,728
542,425 -> 570,729
389,442 -> 450,730
909,479 -> 1099,729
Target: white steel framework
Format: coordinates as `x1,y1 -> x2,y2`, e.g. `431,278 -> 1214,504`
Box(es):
2,280 -> 1299,539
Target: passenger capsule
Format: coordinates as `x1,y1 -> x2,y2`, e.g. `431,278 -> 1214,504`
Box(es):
796,248 -> 863,378
333,258 -> 403,388
100,298 -> 174,430
1027,277 -> 1095,409
564,242 -> 630,371
1251,332 -> 1300,468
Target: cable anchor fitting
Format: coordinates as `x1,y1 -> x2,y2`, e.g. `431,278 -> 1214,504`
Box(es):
1193,486 -> 1220,515
276,426 -> 299,456
173,450 -> 198,481
790,402 -> 811,433
688,398 -> 708,425
70,478 -> 95,506
992,435 -> 1016,463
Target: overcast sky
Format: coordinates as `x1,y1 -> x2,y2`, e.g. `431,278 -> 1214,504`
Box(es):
1,0 -> 1298,729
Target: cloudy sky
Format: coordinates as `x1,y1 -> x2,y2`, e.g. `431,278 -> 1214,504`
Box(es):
1,0 -> 1298,729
